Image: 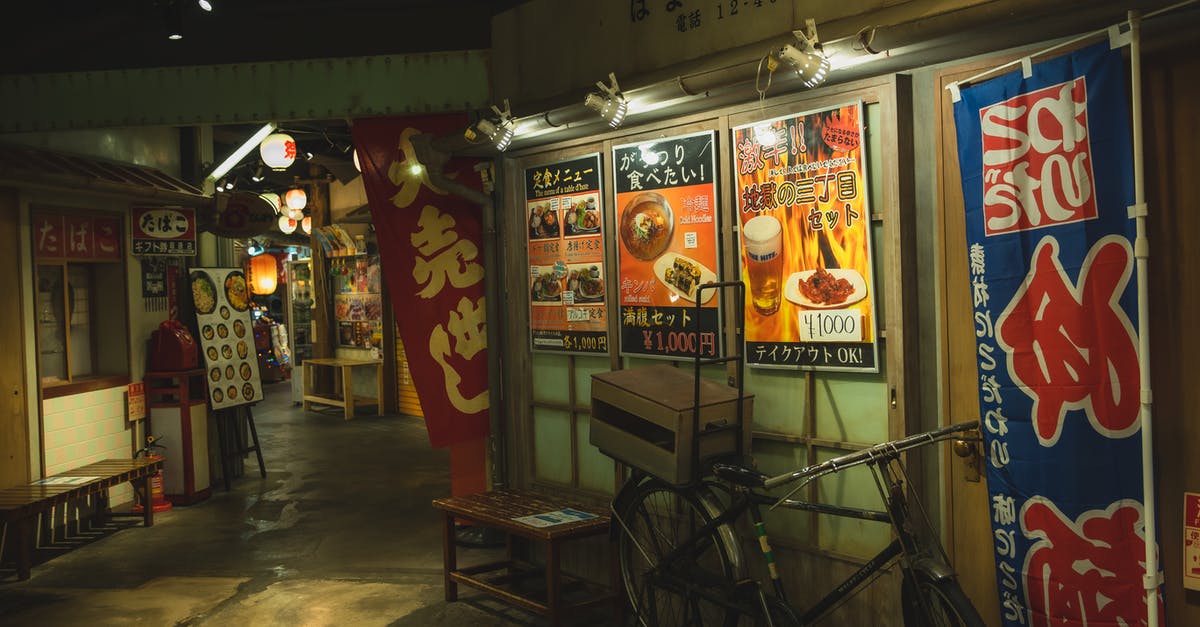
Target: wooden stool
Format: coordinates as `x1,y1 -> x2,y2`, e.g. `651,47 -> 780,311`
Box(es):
432,490 -> 621,626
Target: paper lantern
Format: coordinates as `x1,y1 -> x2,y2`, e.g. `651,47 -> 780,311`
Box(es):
287,206 -> 304,220
301,216 -> 312,235
352,148 -> 362,172
285,187 -> 307,211
248,254 -> 278,295
278,215 -> 297,234
259,133 -> 296,170
259,192 -> 281,213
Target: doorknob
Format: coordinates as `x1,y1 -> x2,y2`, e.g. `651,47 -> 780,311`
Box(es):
952,431 -> 983,483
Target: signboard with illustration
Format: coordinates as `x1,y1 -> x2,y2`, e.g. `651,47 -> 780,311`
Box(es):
525,154 -> 610,354
733,102 -> 878,371
189,267 -> 262,410
613,130 -> 721,359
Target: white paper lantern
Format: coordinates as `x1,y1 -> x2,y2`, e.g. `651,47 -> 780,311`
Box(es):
352,148 -> 362,172
278,214 -> 298,234
301,216 -> 312,235
259,192 -> 281,212
284,187 -> 307,211
259,133 -> 296,170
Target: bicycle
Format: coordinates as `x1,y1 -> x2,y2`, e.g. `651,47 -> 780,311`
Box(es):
611,420 -> 985,626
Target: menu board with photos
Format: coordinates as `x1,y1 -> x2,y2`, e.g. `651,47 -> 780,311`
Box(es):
613,131 -> 722,359
526,153 -> 610,354
190,267 -> 263,409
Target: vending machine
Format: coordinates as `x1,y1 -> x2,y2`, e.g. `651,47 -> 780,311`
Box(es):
285,258 -> 314,403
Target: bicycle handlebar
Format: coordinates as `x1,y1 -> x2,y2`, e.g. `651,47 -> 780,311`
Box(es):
761,421 -> 979,490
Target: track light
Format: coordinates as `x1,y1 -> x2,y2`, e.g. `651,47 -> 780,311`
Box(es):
166,1 -> 184,40
774,18 -> 830,88
246,241 -> 264,256
584,73 -> 629,128
251,164 -> 265,183
464,99 -> 516,151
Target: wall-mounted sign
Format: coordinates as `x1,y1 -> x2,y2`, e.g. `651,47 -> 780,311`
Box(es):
131,206 -> 196,256
127,382 -> 146,422
1186,492 -> 1200,592
525,153 -> 610,354
732,102 -> 879,372
613,130 -> 721,359
203,192 -> 276,238
32,211 -> 122,261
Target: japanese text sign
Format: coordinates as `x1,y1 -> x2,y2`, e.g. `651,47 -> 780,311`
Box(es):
353,115 -> 489,448
953,42 -> 1159,626
132,206 -> 197,256
1186,492 -> 1200,591
612,131 -> 721,359
526,154 -> 610,354
127,382 -> 146,422
33,211 -> 122,261
733,102 -> 879,372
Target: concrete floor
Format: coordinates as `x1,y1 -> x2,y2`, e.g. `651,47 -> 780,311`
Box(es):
0,382 -> 613,626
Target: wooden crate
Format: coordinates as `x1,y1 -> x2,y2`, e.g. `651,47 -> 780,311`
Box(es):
590,364 -> 752,484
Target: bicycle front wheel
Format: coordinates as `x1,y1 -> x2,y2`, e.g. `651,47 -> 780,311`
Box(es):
901,568 -> 985,627
617,478 -> 741,627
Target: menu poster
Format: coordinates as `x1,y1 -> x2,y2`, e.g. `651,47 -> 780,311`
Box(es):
190,267 -> 263,409
526,153 -> 610,354
334,292 -> 383,349
733,103 -> 879,372
613,131 -> 721,359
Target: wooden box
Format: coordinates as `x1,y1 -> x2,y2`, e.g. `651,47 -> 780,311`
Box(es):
590,364 -> 753,485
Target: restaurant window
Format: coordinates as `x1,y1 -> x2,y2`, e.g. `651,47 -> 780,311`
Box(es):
32,209 -> 129,396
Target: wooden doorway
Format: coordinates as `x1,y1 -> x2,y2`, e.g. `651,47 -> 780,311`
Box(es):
0,189 -> 30,488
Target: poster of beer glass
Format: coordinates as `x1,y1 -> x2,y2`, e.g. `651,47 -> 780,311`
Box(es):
733,102 -> 879,371
613,130 -> 722,359
525,154 -> 611,354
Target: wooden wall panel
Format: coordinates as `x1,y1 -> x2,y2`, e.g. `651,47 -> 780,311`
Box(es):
0,188 -> 29,488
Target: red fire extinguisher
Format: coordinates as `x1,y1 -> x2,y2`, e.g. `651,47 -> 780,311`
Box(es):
132,435 -> 172,514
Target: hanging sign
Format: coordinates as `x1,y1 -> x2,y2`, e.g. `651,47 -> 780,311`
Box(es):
953,41 -> 1159,625
32,211 -> 122,261
525,154 -> 609,354
613,130 -> 721,359
732,102 -> 878,371
353,115 -> 489,448
131,206 -> 196,256
188,267 -> 263,410
203,192 -> 277,238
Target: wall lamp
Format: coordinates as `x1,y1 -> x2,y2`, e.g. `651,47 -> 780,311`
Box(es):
584,73 -> 629,129
774,18 -> 830,88
464,99 -> 516,151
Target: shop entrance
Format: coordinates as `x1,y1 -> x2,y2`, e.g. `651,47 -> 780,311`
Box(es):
0,190 -> 30,488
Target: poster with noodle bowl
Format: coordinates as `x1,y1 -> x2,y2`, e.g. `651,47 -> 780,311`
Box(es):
189,267 -> 263,409
526,153 -> 611,354
733,102 -> 879,371
613,130 -> 722,359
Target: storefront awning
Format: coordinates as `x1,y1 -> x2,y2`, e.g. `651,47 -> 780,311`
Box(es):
0,142 -> 208,205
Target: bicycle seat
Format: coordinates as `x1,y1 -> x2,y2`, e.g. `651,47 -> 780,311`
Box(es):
712,463 -> 768,488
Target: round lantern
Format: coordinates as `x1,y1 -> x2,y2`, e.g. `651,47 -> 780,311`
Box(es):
278,214 -> 298,234
352,148 -> 362,172
259,192 -> 281,213
248,254 -> 278,295
259,133 -> 296,170
301,216 -> 312,235
284,187 -> 307,212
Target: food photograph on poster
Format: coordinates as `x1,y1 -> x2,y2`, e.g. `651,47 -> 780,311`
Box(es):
733,102 -> 879,372
190,268 -> 263,408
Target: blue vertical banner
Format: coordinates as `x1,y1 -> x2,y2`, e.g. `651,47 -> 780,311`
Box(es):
953,42 -> 1162,626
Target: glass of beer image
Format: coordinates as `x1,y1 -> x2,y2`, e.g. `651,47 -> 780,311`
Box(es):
743,214 -> 783,315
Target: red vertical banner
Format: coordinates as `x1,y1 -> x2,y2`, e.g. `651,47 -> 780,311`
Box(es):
352,116 -> 489,448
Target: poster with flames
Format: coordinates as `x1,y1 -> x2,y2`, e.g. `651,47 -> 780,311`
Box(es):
613,131 -> 721,360
526,154 -> 610,354
733,102 -> 878,372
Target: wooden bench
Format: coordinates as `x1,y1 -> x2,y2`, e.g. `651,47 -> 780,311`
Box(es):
0,458 -> 163,580
302,357 -> 384,420
432,489 -> 620,626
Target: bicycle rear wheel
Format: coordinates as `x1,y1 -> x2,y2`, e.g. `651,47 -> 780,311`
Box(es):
617,478 -> 741,627
901,568 -> 985,627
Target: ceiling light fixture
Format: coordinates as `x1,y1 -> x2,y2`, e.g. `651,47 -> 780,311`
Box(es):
775,18 -> 831,89
584,73 -> 629,129
166,0 -> 184,40
205,122 -> 276,185
464,99 -> 516,151
250,164 -> 265,183
198,0 -> 213,11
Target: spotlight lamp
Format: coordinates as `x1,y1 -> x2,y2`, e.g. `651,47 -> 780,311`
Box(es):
775,18 -> 831,89
584,72 -> 629,129
198,0 -> 213,11
464,99 -> 516,151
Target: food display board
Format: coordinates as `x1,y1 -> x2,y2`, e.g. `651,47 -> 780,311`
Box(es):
526,154 -> 610,354
190,267 -> 263,409
332,255 -> 384,353
733,103 -> 879,372
613,131 -> 721,359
